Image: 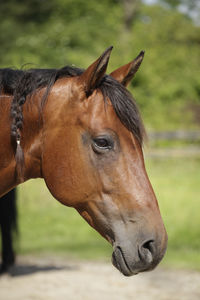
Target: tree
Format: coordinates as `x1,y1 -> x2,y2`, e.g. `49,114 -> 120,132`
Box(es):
119,0 -> 141,32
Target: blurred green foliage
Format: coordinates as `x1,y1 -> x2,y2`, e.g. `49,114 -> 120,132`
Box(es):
0,0 -> 200,129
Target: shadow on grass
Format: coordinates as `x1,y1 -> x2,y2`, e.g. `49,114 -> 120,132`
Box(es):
0,263 -> 79,277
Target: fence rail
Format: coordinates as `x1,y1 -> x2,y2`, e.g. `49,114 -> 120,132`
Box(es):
145,130 -> 200,158
148,130 -> 200,141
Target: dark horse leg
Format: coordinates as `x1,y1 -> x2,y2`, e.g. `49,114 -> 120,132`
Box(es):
0,189 -> 17,274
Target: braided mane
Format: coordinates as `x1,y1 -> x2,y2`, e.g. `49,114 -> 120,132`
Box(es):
0,67 -> 83,141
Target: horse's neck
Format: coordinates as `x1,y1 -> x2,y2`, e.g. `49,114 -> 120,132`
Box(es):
21,93 -> 43,179
0,95 -> 15,195
0,93 -> 43,196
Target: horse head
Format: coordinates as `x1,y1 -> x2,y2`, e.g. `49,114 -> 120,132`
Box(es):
41,47 -> 167,276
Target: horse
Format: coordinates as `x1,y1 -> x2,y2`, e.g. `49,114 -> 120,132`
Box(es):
0,189 -> 17,273
0,47 -> 167,276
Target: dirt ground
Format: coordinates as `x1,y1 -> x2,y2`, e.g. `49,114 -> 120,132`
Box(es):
0,256 -> 200,300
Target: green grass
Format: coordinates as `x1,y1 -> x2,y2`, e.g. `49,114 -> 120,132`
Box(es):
17,180 -> 111,260
146,156 -> 200,270
15,156 -> 200,270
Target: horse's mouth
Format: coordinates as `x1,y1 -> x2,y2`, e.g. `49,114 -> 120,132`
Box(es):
112,246 -> 138,277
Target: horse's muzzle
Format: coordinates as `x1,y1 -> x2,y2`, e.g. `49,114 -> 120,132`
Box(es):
112,237 -> 167,276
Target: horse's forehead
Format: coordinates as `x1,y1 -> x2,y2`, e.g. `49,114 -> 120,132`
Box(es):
79,91 -> 118,130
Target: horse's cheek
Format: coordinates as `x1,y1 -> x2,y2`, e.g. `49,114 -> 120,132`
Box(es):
42,142 -> 97,207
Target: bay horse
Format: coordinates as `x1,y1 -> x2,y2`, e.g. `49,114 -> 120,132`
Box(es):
0,47 -> 167,276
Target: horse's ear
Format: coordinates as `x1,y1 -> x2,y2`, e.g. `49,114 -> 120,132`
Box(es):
110,51 -> 145,87
80,46 -> 113,95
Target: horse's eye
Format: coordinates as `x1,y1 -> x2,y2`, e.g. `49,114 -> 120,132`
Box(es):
92,136 -> 113,153
94,138 -> 110,148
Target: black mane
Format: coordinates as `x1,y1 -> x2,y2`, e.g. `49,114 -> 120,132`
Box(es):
0,66 -> 145,145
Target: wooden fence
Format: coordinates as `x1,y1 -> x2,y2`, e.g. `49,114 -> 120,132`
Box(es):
148,130 -> 200,142
145,130 -> 200,158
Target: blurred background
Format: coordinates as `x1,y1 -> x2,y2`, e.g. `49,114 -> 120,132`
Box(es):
0,0 -> 200,271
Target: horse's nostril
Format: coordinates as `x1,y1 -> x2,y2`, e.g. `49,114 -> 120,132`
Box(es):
138,239 -> 155,264
143,239 -> 154,252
